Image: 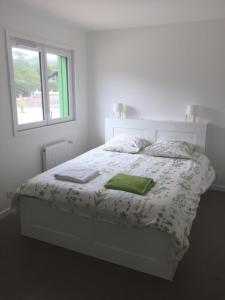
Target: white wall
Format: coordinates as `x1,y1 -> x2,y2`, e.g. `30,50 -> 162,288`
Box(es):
87,20 -> 225,189
0,0 -> 88,212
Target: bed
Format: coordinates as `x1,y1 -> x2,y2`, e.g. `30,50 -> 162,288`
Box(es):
15,119 -> 215,280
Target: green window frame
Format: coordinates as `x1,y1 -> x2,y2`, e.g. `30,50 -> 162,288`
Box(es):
58,56 -> 69,118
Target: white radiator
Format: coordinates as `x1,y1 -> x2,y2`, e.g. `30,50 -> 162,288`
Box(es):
42,140 -> 73,171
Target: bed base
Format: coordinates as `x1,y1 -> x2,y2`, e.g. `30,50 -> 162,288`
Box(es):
20,196 -> 178,281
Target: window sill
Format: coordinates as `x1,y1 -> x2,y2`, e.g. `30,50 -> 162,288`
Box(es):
14,119 -> 76,137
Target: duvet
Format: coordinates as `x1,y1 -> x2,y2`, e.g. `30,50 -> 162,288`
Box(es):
15,146 -> 215,260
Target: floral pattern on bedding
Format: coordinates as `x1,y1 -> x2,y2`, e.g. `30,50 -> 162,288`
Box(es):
144,140 -> 195,159
15,146 -> 215,261
103,135 -> 150,153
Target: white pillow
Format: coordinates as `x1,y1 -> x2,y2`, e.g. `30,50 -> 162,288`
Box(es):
144,140 -> 195,159
103,135 -> 150,154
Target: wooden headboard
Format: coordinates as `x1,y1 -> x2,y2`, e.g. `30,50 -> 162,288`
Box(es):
105,118 -> 208,153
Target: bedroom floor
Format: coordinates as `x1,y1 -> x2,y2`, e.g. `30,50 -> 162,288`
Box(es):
0,190 -> 225,300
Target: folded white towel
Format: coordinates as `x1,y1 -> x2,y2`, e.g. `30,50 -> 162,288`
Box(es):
55,168 -> 99,183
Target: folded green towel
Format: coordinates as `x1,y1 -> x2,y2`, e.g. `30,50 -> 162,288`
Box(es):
104,173 -> 155,195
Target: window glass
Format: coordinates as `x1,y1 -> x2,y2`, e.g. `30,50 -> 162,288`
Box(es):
12,47 -> 44,124
47,53 -> 69,120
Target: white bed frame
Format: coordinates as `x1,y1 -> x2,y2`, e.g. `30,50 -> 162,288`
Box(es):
20,118 -> 207,281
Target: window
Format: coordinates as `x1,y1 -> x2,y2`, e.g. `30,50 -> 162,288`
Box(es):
7,34 -> 74,133
47,53 -> 69,120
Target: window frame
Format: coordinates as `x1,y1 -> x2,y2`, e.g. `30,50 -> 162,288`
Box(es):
6,31 -> 75,135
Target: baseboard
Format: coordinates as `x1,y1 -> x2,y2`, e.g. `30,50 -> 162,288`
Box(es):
0,208 -> 12,220
210,184 -> 225,192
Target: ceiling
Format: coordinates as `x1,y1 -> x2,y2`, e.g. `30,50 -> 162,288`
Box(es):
16,0 -> 225,31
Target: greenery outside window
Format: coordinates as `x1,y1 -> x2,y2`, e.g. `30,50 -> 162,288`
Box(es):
6,33 -> 75,134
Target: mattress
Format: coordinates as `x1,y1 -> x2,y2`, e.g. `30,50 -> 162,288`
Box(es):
14,146 -> 215,260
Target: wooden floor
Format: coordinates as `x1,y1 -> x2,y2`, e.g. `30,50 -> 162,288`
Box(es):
0,190 -> 225,300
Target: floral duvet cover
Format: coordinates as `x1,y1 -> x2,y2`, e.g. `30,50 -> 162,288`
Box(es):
15,146 -> 215,260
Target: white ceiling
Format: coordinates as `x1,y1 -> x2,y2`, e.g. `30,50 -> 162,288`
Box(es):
17,0 -> 225,31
